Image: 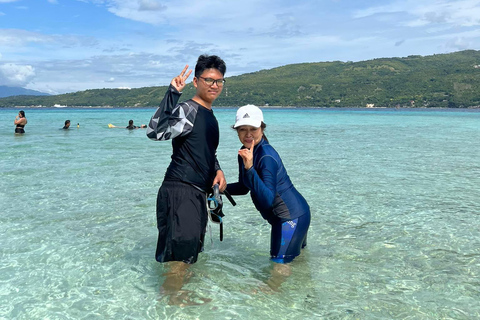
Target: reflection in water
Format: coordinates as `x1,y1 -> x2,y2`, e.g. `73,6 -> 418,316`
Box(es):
159,261 -> 212,307
2,108 -> 479,318
266,263 -> 292,292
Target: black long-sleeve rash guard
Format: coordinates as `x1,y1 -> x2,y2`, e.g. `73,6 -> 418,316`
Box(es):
147,85 -> 221,192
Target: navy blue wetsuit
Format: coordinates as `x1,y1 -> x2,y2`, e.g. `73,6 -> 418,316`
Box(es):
147,85 -> 222,264
227,138 -> 310,263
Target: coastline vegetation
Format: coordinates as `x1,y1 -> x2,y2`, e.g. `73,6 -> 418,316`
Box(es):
1,50 -> 480,108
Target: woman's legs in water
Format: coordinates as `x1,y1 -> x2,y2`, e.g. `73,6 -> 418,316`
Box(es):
266,214 -> 310,291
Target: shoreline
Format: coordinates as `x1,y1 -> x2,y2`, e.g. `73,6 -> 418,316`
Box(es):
2,105 -> 479,112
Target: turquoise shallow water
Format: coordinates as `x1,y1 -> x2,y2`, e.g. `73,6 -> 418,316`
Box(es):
1,107 -> 479,319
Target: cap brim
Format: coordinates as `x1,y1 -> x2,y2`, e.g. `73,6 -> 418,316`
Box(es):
233,119 -> 262,128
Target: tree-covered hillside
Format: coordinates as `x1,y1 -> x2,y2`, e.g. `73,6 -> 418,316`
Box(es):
1,50 -> 480,108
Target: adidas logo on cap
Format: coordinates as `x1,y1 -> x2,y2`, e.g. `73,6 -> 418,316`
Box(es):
234,104 -> 264,128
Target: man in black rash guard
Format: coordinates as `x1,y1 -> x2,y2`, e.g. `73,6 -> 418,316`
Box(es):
147,55 -> 227,302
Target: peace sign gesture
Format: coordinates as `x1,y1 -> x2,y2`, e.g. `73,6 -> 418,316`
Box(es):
238,141 -> 254,170
171,65 -> 192,92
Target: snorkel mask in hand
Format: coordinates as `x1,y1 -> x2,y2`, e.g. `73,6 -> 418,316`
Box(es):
207,184 -> 236,241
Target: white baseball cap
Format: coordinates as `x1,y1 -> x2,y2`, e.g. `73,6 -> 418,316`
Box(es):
233,104 -> 264,128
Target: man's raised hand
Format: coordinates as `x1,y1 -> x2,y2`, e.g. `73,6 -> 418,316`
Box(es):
171,65 -> 192,92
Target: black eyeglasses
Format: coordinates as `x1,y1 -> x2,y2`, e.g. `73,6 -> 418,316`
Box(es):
199,77 -> 226,87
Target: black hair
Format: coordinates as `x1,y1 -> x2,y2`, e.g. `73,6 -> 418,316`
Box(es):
19,110 -> 25,117
65,120 -> 70,125
260,122 -> 269,142
195,54 -> 226,78
128,120 -> 134,125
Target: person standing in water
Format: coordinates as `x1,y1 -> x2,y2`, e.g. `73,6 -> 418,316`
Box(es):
146,54 -> 227,304
126,120 -> 146,129
62,120 -> 71,129
14,110 -> 27,134
108,120 -> 146,129
226,105 -> 311,290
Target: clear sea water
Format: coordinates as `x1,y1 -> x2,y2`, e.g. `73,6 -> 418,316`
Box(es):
1,107 -> 479,320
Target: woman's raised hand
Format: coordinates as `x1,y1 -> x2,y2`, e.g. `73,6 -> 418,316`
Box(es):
171,65 -> 192,92
238,142 -> 254,170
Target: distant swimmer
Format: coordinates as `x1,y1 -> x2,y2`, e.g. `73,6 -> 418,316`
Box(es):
108,120 -> 146,129
14,110 -> 27,134
126,120 -> 147,129
62,120 -> 71,129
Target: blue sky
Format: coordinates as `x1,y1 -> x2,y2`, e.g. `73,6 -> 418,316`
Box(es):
1,0 -> 480,94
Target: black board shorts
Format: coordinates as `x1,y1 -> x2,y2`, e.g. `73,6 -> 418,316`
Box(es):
155,180 -> 208,264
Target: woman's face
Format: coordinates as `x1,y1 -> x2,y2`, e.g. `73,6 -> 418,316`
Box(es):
236,125 -> 263,148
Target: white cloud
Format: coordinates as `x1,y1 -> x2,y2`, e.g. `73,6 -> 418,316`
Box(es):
3,0 -> 480,93
445,37 -> 471,50
18,51 -> 184,94
442,0 -> 480,27
354,0 -> 480,28
0,29 -> 100,61
0,63 -> 35,86
0,29 -> 54,46
104,0 -> 168,25
352,2 -> 405,19
138,0 -> 164,11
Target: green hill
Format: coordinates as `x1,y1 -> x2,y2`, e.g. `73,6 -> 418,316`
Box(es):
2,50 -> 480,108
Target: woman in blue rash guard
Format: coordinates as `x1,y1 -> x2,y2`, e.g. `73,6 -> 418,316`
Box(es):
226,105 -> 311,268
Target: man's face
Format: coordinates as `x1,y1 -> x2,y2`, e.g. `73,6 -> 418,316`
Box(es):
193,68 -> 224,106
